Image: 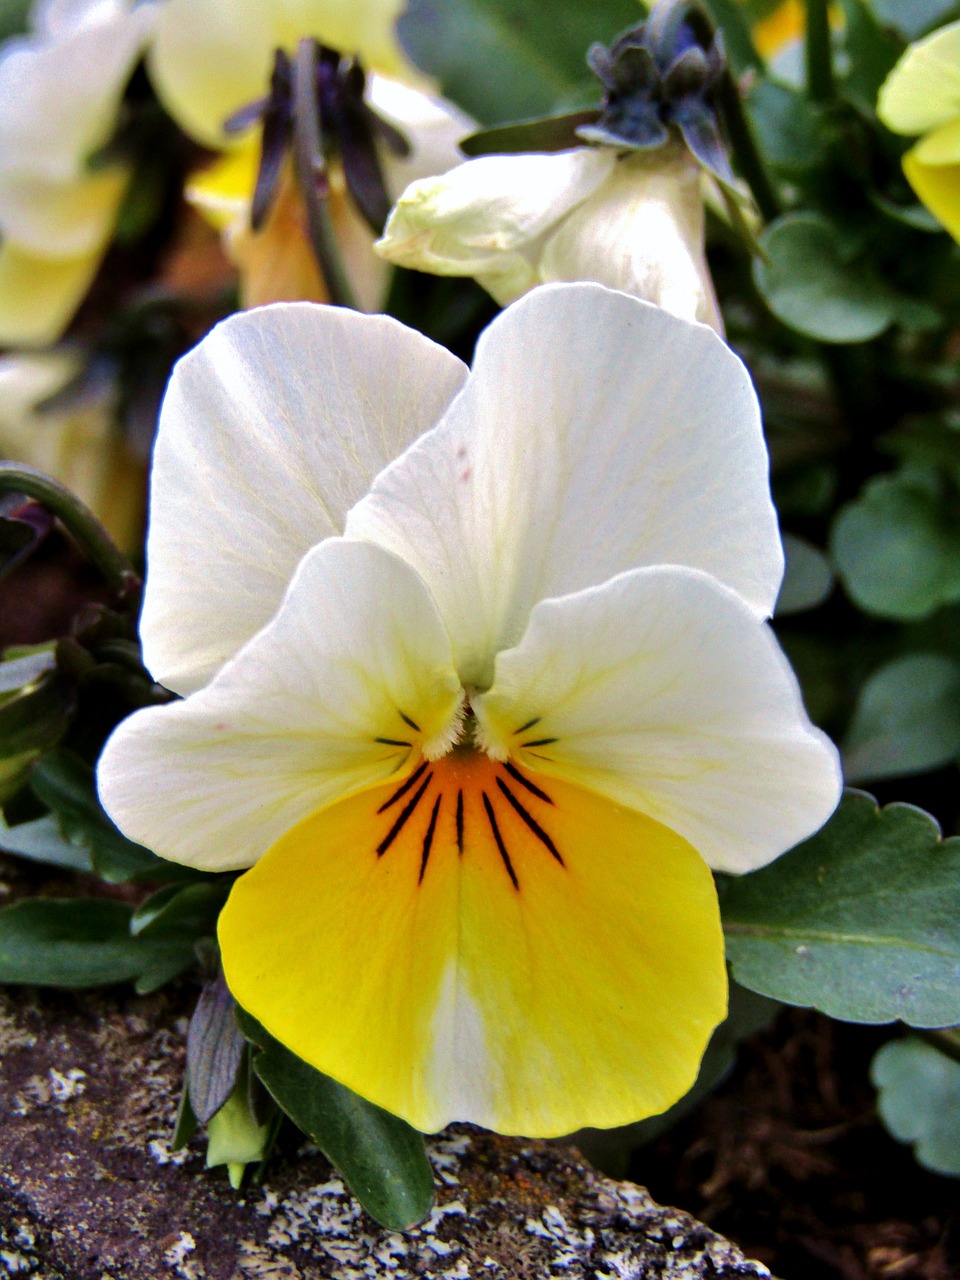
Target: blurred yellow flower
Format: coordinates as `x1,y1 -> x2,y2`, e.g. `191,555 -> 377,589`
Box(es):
0,352 -> 144,550
878,19 -> 960,242
0,0 -> 154,346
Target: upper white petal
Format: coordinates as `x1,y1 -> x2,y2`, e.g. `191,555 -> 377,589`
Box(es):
369,74 -> 475,199
346,282 -> 783,690
141,302 -> 467,694
99,538 -> 462,871
474,564 -> 842,874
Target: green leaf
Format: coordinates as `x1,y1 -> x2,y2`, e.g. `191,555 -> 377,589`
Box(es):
872,1037 -> 960,1176
775,534 -> 834,615
459,109 -> 600,156
131,881 -> 231,938
0,749 -> 39,805
721,790 -> 960,1027
698,0 -> 762,76
842,654 -> 960,783
831,474 -> 960,620
0,899 -> 196,989
236,1008 -> 435,1230
746,82 -> 822,173
31,748 -> 201,884
0,812 -> 95,873
754,213 -> 899,343
867,0 -> 958,40
0,0 -> 31,41
396,0 -> 639,124
0,647 -> 56,698
837,0 -> 903,113
0,673 -> 73,755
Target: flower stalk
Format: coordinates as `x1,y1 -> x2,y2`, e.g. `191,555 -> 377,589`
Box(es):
804,0 -> 835,103
0,462 -> 139,598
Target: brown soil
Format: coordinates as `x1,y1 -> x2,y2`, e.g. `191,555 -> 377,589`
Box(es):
631,1009 -> 960,1280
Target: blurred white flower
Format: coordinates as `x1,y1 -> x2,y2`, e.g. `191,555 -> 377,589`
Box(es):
376,144 -> 723,331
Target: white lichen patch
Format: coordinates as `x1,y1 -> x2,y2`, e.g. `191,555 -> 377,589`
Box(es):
48,1067 -> 87,1102
147,1137 -> 191,1167
165,1230 -> 204,1279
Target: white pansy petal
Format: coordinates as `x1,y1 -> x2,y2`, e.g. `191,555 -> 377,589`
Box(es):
0,241 -> 102,347
878,20 -> 960,136
539,150 -> 723,332
375,149 -> 615,275
370,75 -> 474,195
474,565 -> 842,875
0,1 -> 152,180
141,302 -> 467,694
99,539 -> 463,872
347,283 -> 782,689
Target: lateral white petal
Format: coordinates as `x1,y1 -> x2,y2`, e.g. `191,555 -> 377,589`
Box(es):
474,565 -> 842,874
370,75 -> 474,198
99,539 -> 462,872
141,302 -> 467,694
375,149 -> 615,277
0,167 -> 126,258
347,283 -> 782,690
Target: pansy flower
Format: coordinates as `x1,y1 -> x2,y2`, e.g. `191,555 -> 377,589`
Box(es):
99,284 -> 841,1136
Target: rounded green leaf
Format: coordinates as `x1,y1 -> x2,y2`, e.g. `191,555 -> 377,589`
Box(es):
754,213 -> 896,343
872,1037 -> 960,1176
775,534 -> 834,615
721,790 -> 960,1027
842,653 -> 960,783
831,475 -> 960,620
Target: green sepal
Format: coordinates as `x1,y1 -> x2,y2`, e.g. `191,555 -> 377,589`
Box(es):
721,790 -> 960,1027
0,898 -> 196,989
0,673 -> 74,756
171,1077 -> 199,1152
30,748 -> 203,884
459,109 -> 601,157
236,1007 -> 436,1231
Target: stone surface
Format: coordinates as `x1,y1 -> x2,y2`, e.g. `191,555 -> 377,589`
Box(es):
0,984 -> 772,1280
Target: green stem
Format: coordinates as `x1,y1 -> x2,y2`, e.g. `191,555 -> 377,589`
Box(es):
804,0 -> 835,103
717,72 -> 781,224
0,463 -> 138,597
293,38 -> 360,311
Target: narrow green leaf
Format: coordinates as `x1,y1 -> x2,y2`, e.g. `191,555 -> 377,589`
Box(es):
0,647 -> 56,697
0,674 -> 73,755
831,474 -> 960,620
872,1037 -> 960,1176
721,790 -> 960,1027
842,654 -> 960,783
396,0 -> 638,124
459,109 -> 600,156
0,812 -> 95,873
131,881 -> 231,938
754,212 -> 897,343
0,899 -> 195,988
236,1008 -> 435,1230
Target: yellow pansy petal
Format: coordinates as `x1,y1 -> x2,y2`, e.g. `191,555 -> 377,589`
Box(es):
878,19 -> 960,137
220,752 -> 726,1137
903,147 -> 960,242
0,240 -> 102,347
186,143 -> 261,233
913,116 -> 960,166
753,0 -> 804,61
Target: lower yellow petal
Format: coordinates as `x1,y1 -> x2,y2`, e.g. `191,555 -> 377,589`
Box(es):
903,148 -> 960,242
220,751 -> 726,1137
